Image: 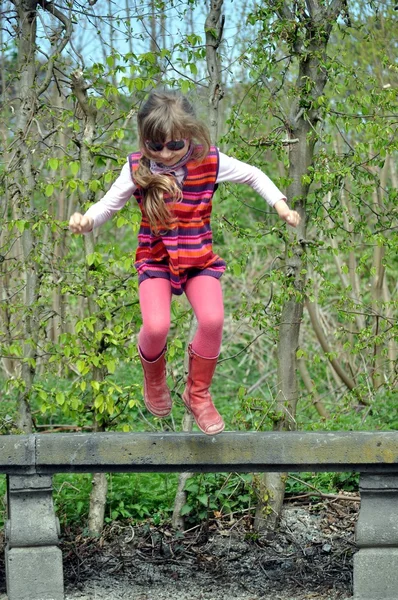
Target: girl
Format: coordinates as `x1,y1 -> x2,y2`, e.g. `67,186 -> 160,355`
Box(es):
69,90 -> 300,436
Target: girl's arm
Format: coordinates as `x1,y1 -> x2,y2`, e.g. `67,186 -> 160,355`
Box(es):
217,152 -> 300,227
69,161 -> 136,233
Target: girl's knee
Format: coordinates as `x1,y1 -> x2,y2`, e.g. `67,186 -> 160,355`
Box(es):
141,317 -> 171,342
197,313 -> 224,336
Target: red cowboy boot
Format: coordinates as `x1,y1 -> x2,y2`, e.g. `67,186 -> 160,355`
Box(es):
138,347 -> 172,417
182,344 -> 225,435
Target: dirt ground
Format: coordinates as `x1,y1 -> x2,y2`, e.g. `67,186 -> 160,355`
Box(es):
0,497 -> 358,600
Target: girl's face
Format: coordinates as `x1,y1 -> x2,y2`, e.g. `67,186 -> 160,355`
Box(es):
144,138 -> 189,166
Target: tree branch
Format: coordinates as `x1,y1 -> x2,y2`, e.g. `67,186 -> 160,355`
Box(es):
306,300 -> 360,396
37,0 -> 73,96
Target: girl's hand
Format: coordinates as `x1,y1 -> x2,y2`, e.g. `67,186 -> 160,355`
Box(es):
274,200 -> 301,228
69,213 -> 94,234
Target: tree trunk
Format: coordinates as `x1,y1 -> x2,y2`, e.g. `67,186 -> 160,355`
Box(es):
371,155 -> 390,389
7,0 -> 72,429
88,470 -> 109,535
71,70 -> 109,534
10,0 -> 40,433
205,0 -> 224,141
256,0 -> 345,533
171,411 -> 194,530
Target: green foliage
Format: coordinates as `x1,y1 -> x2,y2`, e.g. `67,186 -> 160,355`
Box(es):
286,472 -> 360,498
51,472 -> 178,527
181,473 -> 255,523
0,472 -> 178,529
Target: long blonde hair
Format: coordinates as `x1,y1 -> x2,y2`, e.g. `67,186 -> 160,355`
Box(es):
134,90 -> 211,234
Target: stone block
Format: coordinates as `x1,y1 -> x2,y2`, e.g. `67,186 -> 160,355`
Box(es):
354,548 -> 398,600
6,546 -> 64,600
7,475 -> 60,547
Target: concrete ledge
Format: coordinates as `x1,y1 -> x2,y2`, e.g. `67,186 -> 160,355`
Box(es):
0,435 -> 36,474
0,431 -> 397,475
31,430 -> 398,474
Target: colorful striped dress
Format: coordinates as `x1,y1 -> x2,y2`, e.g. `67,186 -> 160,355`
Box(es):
128,146 -> 226,296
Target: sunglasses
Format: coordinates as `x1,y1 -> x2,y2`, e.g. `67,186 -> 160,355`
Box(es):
145,139 -> 187,152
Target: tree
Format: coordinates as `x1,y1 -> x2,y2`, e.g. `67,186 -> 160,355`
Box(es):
1,0 -> 396,536
218,0 -> 396,531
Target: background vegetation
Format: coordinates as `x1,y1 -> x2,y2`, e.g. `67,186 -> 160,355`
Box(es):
0,0 -> 396,532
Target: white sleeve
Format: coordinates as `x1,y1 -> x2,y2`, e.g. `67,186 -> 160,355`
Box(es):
85,160 -> 137,229
216,151 -> 286,207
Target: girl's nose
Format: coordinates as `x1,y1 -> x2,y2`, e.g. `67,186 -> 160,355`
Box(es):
159,148 -> 173,161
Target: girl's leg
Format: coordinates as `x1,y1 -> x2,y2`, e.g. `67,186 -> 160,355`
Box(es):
184,276 -> 224,358
182,276 -> 225,435
138,277 -> 172,360
137,277 -> 172,417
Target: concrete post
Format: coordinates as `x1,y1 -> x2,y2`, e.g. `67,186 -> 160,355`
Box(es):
354,474 -> 398,600
5,474 -> 64,600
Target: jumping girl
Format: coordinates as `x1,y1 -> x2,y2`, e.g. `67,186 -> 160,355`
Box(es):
69,90 -> 301,436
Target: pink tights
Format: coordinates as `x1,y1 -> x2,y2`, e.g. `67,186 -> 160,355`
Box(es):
138,276 -> 224,360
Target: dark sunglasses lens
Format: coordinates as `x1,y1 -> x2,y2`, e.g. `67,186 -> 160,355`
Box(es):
167,140 -> 185,151
147,141 -> 164,152
146,140 -> 185,152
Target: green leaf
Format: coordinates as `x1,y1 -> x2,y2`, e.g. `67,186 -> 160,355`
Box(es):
117,216 -> 128,228
48,158 -> 59,171
238,386 -> 246,399
180,79 -> 191,94
197,494 -> 209,506
70,162 -> 80,176
89,179 -> 100,192
141,52 -> 156,65
106,359 -> 116,374
76,360 -> 86,374
15,220 -> 28,233
233,263 -> 242,276
56,392 -> 65,406
180,504 -> 192,516
45,184 -> 54,197
94,394 -> 104,408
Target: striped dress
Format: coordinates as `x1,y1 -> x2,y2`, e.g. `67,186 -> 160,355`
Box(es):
128,146 -> 226,296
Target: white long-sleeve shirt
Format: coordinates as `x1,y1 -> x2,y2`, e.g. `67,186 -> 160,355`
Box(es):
85,151 -> 286,229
